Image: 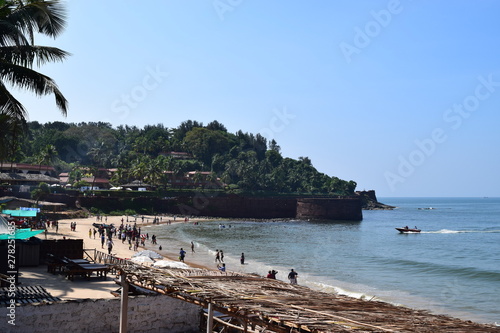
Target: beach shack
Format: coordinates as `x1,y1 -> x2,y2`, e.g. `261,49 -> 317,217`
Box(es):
0,214 -> 45,284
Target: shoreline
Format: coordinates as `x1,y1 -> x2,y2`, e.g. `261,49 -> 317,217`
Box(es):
38,214 -> 493,326
46,214 -> 217,270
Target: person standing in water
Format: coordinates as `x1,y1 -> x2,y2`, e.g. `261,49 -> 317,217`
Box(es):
191,241 -> 195,253
240,253 -> 245,265
288,269 -> 298,284
267,270 -> 278,279
179,248 -> 186,262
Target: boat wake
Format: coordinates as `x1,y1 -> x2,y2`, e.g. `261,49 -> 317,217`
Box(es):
421,229 -> 500,234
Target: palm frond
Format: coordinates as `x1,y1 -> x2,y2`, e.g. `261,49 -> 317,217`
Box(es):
0,20 -> 30,46
0,45 -> 70,67
0,61 -> 68,115
0,81 -> 28,120
0,0 -> 69,119
7,0 -> 67,42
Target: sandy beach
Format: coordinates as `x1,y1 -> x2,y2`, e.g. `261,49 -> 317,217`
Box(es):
19,214 -> 212,299
46,214 -> 211,262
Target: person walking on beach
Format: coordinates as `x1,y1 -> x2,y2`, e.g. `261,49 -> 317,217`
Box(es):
107,238 -> 114,255
288,269 -> 298,284
191,241 -> 195,253
220,250 -> 224,262
215,249 -> 221,263
179,248 -> 186,262
240,253 -> 245,265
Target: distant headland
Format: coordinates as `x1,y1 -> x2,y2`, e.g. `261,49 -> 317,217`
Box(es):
355,190 -> 395,210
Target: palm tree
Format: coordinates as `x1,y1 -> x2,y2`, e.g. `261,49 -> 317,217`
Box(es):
130,158 -> 147,185
0,0 -> 69,123
37,144 -> 58,174
144,157 -> 164,188
69,164 -> 83,185
0,113 -> 9,164
0,112 -> 26,171
110,168 -> 129,186
88,142 -> 107,191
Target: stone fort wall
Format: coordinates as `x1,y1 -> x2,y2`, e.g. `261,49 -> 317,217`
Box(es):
0,295 -> 200,333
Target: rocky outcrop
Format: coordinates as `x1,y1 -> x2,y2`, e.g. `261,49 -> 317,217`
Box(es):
355,190 -> 395,210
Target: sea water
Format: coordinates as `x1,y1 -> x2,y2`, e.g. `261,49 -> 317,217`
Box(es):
143,197 -> 500,324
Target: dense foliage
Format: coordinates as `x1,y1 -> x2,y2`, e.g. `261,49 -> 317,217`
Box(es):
9,120 -> 357,196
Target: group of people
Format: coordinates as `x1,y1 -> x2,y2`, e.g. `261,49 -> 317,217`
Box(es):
265,269 -> 297,284
267,270 -> 278,279
211,249 -> 298,284
215,249 -> 224,263
92,218 -> 301,285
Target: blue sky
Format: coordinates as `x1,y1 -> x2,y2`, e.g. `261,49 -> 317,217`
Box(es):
18,0 -> 500,197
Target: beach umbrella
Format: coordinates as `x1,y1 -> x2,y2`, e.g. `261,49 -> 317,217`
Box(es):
130,256 -> 154,264
153,260 -> 189,269
132,249 -> 162,259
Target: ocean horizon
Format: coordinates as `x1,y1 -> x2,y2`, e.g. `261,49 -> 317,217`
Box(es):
144,197 -> 500,324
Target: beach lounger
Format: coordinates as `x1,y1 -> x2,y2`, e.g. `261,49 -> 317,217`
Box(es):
63,257 -> 91,265
64,261 -> 110,281
46,254 -> 91,274
45,254 -> 69,274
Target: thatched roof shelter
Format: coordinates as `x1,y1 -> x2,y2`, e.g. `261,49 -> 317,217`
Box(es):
118,264 -> 496,332
0,196 -> 66,210
0,172 -> 60,184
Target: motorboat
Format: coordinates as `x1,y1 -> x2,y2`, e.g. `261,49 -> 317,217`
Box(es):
395,226 -> 421,233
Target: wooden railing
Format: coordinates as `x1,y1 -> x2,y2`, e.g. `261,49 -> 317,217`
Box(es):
83,249 -> 134,268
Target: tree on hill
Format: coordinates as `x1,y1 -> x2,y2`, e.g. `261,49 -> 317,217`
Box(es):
184,127 -> 234,166
18,120 -> 359,196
